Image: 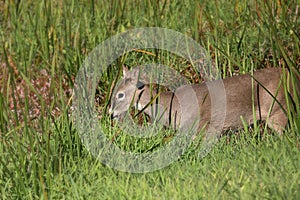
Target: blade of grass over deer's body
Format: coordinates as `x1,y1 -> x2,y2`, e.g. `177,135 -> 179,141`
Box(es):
0,0 -> 299,199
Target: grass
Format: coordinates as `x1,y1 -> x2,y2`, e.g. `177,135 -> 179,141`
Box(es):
0,0 -> 300,199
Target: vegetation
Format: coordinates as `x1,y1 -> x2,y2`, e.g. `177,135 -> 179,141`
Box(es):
0,0 -> 299,199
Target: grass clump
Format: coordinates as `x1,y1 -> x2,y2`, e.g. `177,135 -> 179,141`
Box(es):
0,0 -> 299,199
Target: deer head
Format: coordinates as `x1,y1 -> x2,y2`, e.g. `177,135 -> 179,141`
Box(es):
109,66 -> 145,120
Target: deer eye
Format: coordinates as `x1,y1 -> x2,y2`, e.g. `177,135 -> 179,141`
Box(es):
117,92 -> 125,100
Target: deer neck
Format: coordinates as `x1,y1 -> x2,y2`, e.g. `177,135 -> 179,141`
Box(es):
134,85 -> 176,126
135,85 -> 158,114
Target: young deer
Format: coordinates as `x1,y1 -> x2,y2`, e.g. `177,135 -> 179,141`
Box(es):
109,66 -> 297,135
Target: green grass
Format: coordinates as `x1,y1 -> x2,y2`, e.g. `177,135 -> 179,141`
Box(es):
0,0 -> 300,199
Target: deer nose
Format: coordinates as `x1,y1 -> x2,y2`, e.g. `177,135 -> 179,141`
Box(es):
108,106 -> 112,114
108,106 -> 115,119
109,106 -> 120,119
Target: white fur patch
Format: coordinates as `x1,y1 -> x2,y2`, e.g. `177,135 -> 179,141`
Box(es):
137,103 -> 143,110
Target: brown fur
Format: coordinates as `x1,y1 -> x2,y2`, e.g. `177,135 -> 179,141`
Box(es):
109,67 -> 299,134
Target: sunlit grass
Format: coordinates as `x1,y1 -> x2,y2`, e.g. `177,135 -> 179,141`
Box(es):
0,0 -> 299,199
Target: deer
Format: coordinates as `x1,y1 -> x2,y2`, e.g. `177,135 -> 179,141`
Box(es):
109,66 -> 299,138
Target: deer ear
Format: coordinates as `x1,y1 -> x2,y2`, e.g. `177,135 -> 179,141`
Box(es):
122,65 -> 129,78
136,81 -> 145,90
132,67 -> 140,77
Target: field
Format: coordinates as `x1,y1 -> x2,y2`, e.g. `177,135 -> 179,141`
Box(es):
0,0 -> 300,199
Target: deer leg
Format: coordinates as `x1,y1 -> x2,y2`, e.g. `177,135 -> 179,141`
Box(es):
267,110 -> 287,134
